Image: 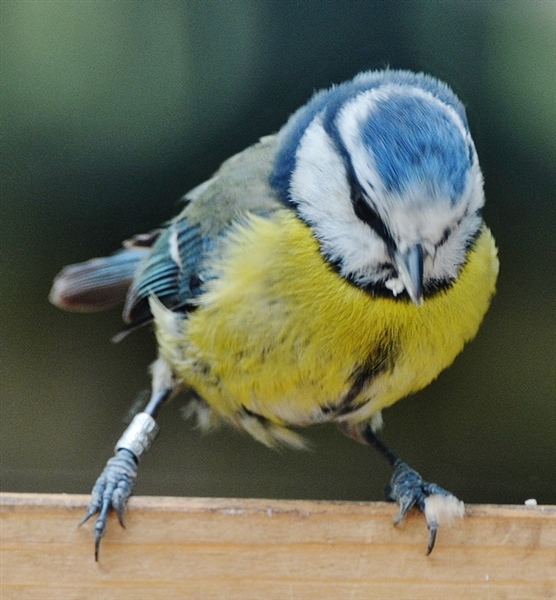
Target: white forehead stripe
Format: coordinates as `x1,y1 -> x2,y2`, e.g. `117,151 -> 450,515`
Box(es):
337,85 -> 472,204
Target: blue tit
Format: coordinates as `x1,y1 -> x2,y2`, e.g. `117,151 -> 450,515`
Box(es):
50,69 -> 499,560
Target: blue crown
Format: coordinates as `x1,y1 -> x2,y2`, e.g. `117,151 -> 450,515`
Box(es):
271,69 -> 471,205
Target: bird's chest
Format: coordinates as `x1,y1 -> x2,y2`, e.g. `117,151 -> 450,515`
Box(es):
154,214 -> 495,428
158,215 -> 383,422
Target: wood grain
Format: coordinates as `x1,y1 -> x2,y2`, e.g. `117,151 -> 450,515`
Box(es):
1,493 -> 555,599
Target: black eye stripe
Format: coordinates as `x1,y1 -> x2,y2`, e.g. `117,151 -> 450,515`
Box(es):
350,184 -> 394,248
437,226 -> 452,247
353,188 -> 380,226
435,208 -> 482,249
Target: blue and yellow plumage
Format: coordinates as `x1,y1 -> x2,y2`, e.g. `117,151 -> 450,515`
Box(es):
50,69 -> 498,559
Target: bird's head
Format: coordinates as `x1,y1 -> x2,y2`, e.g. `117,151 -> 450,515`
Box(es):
272,70 -> 485,304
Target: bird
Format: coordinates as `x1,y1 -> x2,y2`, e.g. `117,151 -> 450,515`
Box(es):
50,69 -> 499,560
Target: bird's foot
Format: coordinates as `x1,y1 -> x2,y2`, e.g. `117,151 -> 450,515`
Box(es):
80,448 -> 138,561
386,459 -> 464,554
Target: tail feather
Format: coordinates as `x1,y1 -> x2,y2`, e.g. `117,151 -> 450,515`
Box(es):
49,248 -> 148,312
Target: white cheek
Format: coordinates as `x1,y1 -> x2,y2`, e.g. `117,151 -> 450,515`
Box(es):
429,210 -> 483,280
290,117 -> 388,280
290,116 -> 351,222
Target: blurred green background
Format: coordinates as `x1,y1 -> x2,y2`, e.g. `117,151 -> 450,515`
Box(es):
1,0 -> 554,508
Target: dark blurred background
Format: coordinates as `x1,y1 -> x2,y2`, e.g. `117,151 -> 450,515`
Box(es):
1,0 -> 554,507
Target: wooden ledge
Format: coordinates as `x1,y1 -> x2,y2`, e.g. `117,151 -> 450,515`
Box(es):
1,493 -> 555,599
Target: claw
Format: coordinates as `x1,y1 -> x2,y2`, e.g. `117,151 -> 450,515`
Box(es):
387,458 -> 464,554
112,486 -> 129,528
426,525 -> 438,556
79,504 -> 98,527
80,448 -> 138,561
94,531 -> 102,563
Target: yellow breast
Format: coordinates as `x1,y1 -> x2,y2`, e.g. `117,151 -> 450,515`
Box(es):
153,210 -> 498,438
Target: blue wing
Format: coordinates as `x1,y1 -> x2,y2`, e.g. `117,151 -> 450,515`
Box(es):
50,134 -> 283,337
122,216 -> 214,329
49,217 -> 213,334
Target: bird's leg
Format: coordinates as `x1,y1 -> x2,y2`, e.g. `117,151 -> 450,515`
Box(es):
80,358 -> 176,561
343,422 -> 464,554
